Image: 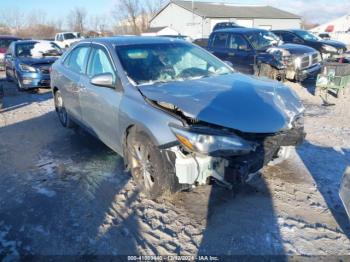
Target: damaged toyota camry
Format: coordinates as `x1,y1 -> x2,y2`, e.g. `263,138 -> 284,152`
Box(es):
51,37 -> 305,198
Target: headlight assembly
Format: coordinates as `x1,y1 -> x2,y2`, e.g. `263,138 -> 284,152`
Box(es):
170,125 -> 256,156
19,63 -> 37,73
322,44 -> 337,53
294,57 -> 302,69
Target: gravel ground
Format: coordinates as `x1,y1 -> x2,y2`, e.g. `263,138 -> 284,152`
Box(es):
0,74 -> 350,259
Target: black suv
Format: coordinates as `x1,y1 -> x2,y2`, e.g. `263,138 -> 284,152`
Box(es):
213,22 -> 244,32
208,28 -> 321,82
272,29 -> 347,57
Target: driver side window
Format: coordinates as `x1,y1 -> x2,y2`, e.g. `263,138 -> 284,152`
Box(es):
87,47 -> 115,80
229,34 -> 249,50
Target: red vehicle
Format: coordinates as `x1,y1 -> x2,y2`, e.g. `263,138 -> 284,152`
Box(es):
0,36 -> 22,70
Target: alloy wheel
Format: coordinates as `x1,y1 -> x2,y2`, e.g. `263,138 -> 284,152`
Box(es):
130,143 -> 155,191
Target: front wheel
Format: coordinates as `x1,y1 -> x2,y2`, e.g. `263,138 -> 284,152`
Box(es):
54,89 -> 75,128
256,63 -> 285,81
5,68 -> 12,82
126,128 -> 181,199
15,72 -> 23,91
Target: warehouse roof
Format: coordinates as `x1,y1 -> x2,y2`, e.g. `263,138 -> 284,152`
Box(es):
151,1 -> 300,22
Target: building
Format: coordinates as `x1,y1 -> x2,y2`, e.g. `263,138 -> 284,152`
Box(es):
312,14 -> 350,33
311,14 -> 350,46
141,26 -> 180,36
150,0 -> 301,39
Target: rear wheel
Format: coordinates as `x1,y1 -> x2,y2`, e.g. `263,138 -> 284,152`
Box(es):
256,63 -> 285,81
126,128 -> 181,199
54,89 -> 75,128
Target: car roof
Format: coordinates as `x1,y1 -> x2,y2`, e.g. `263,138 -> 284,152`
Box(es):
0,35 -> 21,40
213,28 -> 268,34
272,29 -> 305,33
79,36 -> 186,47
14,40 -> 39,45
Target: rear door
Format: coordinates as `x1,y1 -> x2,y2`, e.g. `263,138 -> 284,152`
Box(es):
79,44 -> 123,152
59,44 -> 91,122
227,33 -> 255,74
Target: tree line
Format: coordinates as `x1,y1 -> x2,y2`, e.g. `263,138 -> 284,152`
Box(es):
0,0 -> 167,38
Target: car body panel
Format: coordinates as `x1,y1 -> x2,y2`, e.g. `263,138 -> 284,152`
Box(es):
0,36 -> 22,70
139,73 -> 304,133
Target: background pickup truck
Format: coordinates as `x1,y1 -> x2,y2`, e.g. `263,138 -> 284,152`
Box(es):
54,32 -> 83,49
208,28 -> 322,82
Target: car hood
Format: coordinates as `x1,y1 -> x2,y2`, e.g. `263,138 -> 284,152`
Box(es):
140,73 -> 304,133
18,57 -> 58,66
321,39 -> 347,49
277,43 -> 318,55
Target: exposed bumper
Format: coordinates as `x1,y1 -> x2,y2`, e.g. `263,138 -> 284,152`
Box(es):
295,63 -> 322,82
224,124 -> 305,183
17,72 -> 51,89
171,123 -> 305,186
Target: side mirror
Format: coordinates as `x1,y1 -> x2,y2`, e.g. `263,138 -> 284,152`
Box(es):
224,61 -> 234,68
90,73 -> 115,88
5,53 -> 12,59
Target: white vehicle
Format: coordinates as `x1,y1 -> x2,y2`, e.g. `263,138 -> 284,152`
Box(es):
54,32 -> 83,49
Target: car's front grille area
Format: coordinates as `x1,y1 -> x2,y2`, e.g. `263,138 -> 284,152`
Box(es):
33,63 -> 51,74
299,52 -> 320,70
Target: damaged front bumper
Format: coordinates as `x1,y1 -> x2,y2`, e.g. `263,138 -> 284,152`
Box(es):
166,122 -> 305,186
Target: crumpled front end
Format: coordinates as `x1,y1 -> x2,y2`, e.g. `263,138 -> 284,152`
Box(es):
163,117 -> 305,187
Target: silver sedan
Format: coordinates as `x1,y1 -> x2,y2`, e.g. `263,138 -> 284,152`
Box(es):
51,37 -> 305,198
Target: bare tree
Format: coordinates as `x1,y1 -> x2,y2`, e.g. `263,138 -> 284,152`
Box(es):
112,0 -> 167,35
67,7 -> 87,33
112,0 -> 141,34
0,9 -> 25,34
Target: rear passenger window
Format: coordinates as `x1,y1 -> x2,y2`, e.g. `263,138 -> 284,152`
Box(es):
65,46 -> 90,74
229,35 -> 249,50
212,33 -> 229,48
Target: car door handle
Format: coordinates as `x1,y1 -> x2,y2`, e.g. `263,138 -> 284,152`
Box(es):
228,52 -> 235,56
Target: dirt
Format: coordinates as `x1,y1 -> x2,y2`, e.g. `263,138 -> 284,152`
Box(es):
0,75 -> 349,259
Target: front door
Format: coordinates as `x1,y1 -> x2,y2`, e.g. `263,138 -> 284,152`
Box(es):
226,33 -> 255,74
79,44 -> 123,153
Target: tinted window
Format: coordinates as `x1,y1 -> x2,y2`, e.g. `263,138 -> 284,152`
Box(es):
229,34 -> 249,50
0,39 -> 16,49
87,47 -> 115,78
212,33 -> 229,48
279,32 -> 297,42
65,46 -> 90,74
63,33 -> 77,40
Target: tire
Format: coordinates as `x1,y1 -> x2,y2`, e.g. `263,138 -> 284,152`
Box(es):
257,63 -> 285,81
54,89 -> 75,128
126,128 -> 181,199
5,68 -> 12,82
268,146 -> 293,166
15,72 -> 23,92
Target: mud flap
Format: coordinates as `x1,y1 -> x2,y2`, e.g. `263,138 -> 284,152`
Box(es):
340,167 -> 350,219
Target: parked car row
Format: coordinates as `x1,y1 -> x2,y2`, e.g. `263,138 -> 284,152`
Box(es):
191,27 -> 347,82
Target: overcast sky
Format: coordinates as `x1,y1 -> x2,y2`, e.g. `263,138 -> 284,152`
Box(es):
1,0 -> 349,24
